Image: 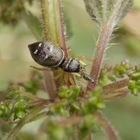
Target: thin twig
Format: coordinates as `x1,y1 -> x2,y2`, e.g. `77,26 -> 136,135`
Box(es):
87,133 -> 93,140
96,111 -> 120,140
43,70 -> 57,98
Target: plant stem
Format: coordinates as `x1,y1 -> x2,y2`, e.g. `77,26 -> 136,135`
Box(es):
87,133 -> 92,140
40,0 -> 57,98
87,24 -> 113,91
86,0 -> 130,91
103,78 -> 129,94
40,0 -> 52,41
57,0 -> 68,57
43,70 -> 57,98
96,111 -> 120,140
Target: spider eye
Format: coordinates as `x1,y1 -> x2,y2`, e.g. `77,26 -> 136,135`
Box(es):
38,43 -> 42,48
33,49 -> 39,54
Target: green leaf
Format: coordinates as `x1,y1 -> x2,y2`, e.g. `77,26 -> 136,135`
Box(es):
47,121 -> 65,140
59,86 -> 80,99
22,11 -> 42,40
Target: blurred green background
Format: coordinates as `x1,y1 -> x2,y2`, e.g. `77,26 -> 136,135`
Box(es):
0,0 -> 140,139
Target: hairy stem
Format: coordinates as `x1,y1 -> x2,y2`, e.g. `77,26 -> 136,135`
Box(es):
40,0 -> 52,41
87,24 -> 113,90
40,0 -> 57,98
57,0 -> 68,57
87,0 -> 131,91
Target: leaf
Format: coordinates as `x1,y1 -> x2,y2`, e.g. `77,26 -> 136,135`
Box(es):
112,0 -> 133,25
22,11 -> 42,40
84,0 -> 133,26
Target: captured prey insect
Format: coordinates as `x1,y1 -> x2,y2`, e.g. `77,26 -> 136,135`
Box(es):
28,41 -> 94,83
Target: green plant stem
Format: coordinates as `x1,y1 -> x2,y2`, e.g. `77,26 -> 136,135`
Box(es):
40,0 -> 57,98
40,0 -> 52,41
